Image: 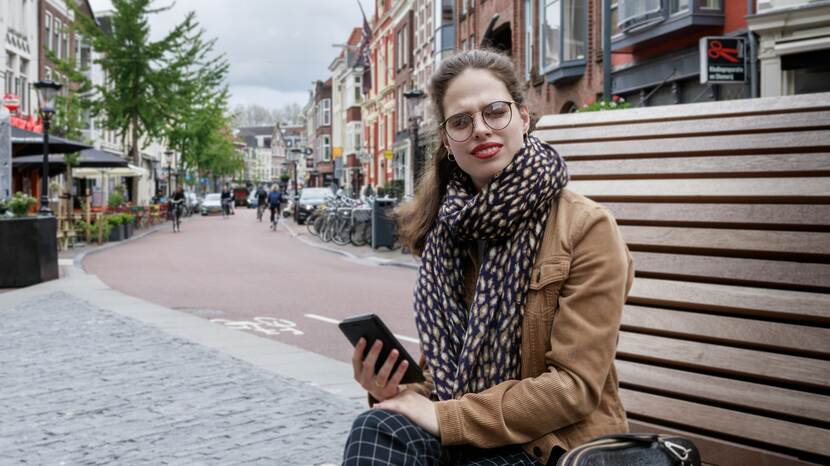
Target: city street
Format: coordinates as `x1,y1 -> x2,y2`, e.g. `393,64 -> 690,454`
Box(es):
82,208 -> 422,364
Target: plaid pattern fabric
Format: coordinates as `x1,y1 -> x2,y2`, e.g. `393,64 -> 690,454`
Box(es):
342,409 -> 544,466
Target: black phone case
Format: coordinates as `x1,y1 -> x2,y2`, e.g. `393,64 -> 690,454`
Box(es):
338,313 -> 425,384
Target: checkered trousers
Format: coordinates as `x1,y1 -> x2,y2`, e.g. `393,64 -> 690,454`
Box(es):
342,409 -> 546,466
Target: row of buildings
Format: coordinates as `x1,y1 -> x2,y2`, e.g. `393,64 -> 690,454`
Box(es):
237,0 -> 830,198
2,0 -> 183,206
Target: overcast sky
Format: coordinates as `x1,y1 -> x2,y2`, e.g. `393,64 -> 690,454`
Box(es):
87,0 -> 374,110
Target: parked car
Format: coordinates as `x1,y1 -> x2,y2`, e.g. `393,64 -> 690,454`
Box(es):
247,191 -> 258,208
200,193 -> 224,215
295,187 -> 332,224
232,187 -> 249,207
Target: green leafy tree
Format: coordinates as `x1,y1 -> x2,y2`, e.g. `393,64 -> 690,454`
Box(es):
67,0 -> 200,175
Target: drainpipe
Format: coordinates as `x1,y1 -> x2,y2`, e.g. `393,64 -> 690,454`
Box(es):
603,0 -> 612,100
747,0 -> 759,98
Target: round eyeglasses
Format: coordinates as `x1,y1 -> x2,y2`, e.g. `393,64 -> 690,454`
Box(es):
440,100 -> 516,143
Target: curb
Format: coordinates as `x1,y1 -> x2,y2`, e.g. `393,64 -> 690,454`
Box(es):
72,218 -> 181,269
282,220 -> 418,270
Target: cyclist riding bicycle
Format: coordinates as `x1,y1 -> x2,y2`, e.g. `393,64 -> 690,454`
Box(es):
171,186 -> 186,232
256,185 -> 268,222
220,186 -> 233,219
267,186 -> 282,230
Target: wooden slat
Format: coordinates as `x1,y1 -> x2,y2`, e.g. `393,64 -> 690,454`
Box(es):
631,252 -> 830,291
567,177 -> 830,200
621,305 -> 830,356
603,203 -> 830,229
617,332 -> 829,389
553,131 -> 830,159
617,360 -> 830,424
567,154 -> 830,179
535,92 -> 830,129
628,420 -> 818,466
628,278 -> 830,323
538,111 -> 830,144
619,226 -> 830,259
621,389 -> 830,458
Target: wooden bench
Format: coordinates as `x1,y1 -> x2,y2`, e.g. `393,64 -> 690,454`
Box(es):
534,92 -> 830,466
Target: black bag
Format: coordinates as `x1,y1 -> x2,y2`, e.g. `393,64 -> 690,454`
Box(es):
556,433 -> 701,466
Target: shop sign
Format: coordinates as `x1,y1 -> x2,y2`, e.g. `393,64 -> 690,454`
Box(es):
384,150 -> 393,161
700,37 -> 746,84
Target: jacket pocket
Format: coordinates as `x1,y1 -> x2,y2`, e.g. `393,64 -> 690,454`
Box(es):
528,257 -> 571,311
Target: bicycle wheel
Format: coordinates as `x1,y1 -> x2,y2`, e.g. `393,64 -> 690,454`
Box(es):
306,214 -> 318,235
332,222 -> 351,246
351,222 -> 369,247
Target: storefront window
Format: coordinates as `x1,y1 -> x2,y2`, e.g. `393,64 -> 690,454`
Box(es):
699,0 -> 721,9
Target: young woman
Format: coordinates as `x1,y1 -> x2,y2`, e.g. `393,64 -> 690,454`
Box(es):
342,49 -> 634,466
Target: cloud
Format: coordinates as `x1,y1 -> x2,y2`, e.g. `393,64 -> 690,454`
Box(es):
87,0 -> 373,108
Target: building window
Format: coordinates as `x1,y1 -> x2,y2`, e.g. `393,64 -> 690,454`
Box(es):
19,59 -> 29,114
541,0 -> 586,71
54,19 -> 61,57
322,98 -> 331,126
670,0 -> 690,14
45,13 -> 52,51
322,136 -> 331,161
699,0 -> 720,9
62,31 -> 69,59
525,0 -> 533,79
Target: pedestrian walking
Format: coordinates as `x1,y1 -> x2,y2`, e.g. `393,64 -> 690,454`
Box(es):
220,185 -> 233,219
342,49 -> 634,466
267,185 -> 282,231
256,185 -> 268,222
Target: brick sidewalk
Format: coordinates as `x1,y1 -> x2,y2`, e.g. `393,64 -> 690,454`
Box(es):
0,291 -> 363,465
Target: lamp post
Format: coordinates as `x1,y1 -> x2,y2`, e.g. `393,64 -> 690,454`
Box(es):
289,148 -> 302,220
164,149 -> 174,198
403,88 -> 425,197
33,80 -> 62,215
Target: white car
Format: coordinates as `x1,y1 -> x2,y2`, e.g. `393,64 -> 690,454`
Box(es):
200,193 -> 223,215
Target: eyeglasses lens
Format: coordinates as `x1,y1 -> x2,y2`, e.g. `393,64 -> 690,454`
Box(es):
444,101 -> 513,142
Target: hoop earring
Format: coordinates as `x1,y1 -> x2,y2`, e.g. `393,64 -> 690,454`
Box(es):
447,152 -> 456,162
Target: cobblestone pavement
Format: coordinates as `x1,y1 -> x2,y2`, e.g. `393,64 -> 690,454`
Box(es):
0,292 -> 364,465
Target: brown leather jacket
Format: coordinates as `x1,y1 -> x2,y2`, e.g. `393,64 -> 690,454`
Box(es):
403,189 -> 634,465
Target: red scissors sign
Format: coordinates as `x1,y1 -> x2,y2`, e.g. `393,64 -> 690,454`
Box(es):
708,40 -> 739,63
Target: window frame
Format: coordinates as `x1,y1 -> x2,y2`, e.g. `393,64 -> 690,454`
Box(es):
45,13 -> 52,51
611,0 -> 725,51
539,0 -> 588,84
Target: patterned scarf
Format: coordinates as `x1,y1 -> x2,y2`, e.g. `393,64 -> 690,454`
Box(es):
413,136 -> 568,401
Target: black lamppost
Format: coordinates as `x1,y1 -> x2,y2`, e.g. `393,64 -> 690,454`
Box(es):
289,148 -> 302,220
403,88 -> 425,194
165,149 -> 174,198
33,80 -> 62,215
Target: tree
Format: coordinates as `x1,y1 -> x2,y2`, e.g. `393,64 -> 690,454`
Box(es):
67,0 -> 202,195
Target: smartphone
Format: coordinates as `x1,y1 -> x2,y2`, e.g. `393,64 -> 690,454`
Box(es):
338,313 -> 425,384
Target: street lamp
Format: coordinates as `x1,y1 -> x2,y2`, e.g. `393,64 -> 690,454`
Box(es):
289,148 -> 302,220
164,149 -> 174,198
33,80 -> 62,215
403,88 -> 425,195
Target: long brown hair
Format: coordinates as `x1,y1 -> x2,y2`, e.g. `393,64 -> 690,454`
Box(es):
395,49 -> 530,256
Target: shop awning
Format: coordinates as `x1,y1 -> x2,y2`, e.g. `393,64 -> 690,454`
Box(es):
11,127 -> 93,156
72,164 -> 148,178
12,148 -> 129,169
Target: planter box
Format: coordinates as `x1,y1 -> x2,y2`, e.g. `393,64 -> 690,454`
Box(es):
108,224 -> 125,242
0,216 -> 59,287
124,222 -> 134,238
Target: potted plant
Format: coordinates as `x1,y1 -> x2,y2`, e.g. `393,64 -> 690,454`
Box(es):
123,213 -> 135,238
0,198 -> 8,216
0,192 -> 58,287
107,213 -> 125,242
8,192 -> 38,217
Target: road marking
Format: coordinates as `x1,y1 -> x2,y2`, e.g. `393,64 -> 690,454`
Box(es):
304,314 -> 420,344
211,317 -> 303,336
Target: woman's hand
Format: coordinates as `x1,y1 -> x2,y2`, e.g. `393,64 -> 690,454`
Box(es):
375,389 -> 439,437
351,338 -> 409,402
